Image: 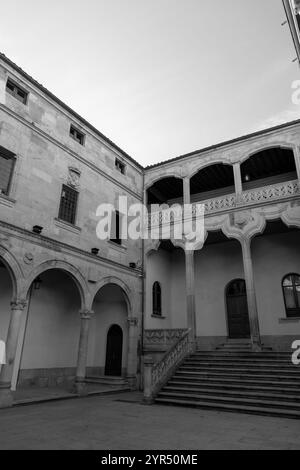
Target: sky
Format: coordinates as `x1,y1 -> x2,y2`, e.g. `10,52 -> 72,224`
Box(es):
1,0 -> 300,166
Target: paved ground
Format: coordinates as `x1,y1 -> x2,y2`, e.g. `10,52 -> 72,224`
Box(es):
0,392 -> 300,450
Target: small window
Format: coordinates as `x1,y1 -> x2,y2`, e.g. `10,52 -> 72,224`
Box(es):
110,210 -> 122,245
152,282 -> 162,317
6,79 -> 28,105
58,185 -> 78,225
70,125 -> 85,146
0,146 -> 16,196
282,274 -> 300,318
115,159 -> 126,175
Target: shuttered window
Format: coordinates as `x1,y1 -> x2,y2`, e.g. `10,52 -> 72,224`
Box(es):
0,146 -> 16,196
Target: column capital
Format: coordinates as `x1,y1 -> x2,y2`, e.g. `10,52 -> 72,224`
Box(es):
128,317 -> 138,327
79,310 -> 94,320
10,300 -> 27,311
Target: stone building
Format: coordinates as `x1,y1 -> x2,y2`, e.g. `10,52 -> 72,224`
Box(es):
0,53 -> 300,414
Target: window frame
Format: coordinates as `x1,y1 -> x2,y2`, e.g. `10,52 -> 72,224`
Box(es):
69,125 -> 85,146
0,146 -> 16,197
115,158 -> 126,175
58,184 -> 79,226
6,78 -> 28,105
110,210 -> 122,246
282,273 -> 300,318
152,281 -> 162,317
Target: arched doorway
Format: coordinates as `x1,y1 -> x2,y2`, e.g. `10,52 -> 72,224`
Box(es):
226,279 -> 250,339
0,258 -> 14,375
89,283 -> 129,379
105,325 -> 123,376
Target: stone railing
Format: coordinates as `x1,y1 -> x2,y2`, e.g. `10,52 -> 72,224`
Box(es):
147,180 -> 299,226
144,329 -> 187,348
143,329 -> 196,403
198,180 -> 299,215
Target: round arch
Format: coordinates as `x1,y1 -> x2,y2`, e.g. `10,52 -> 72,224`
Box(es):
189,159 -> 233,180
0,245 -> 23,300
239,144 -> 296,165
145,172 -> 184,191
23,260 -> 89,311
91,276 -> 133,315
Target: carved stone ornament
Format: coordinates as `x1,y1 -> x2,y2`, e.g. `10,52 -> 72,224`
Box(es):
23,252 -> 34,265
232,211 -> 254,230
67,167 -> 81,190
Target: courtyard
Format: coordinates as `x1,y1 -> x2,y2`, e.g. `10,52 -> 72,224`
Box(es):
0,392 -> 299,450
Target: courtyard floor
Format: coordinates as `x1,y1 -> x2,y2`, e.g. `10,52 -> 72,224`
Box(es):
0,391 -> 299,450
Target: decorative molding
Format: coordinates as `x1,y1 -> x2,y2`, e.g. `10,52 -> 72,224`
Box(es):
144,329 -> 187,346
79,310 -> 93,320
10,300 -> 27,311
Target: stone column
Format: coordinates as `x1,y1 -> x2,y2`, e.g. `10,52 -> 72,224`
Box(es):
183,177 -> 191,205
233,163 -> 243,197
185,250 -> 196,343
143,356 -> 154,404
127,317 -> 139,389
0,300 -> 27,408
294,147 -> 300,182
240,237 -> 261,350
75,309 -> 93,395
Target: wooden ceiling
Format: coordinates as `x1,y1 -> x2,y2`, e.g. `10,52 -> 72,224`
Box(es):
241,148 -> 296,182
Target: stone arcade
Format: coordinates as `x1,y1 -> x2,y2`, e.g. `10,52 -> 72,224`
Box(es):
0,52 -> 300,415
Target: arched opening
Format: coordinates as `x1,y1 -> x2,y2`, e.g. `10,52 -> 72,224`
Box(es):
252,220 -> 300,342
241,147 -> 297,191
190,163 -> 235,202
226,279 -> 250,339
147,177 -> 183,206
194,231 -> 245,348
105,325 -> 123,376
0,258 -> 14,374
88,284 -> 129,379
18,269 -> 81,391
152,282 -> 162,317
145,240 -> 185,330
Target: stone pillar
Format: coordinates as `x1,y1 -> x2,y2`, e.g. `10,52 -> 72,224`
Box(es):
0,300 -> 27,408
294,146 -> 300,182
127,317 -> 138,389
185,250 -> 196,343
183,177 -> 191,205
143,356 -> 154,404
75,309 -> 93,395
240,238 -> 261,350
233,163 -> 243,197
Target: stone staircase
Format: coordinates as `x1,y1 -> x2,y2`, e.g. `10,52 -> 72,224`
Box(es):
155,341 -> 300,419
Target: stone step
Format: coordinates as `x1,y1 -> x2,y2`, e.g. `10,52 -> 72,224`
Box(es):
194,352 -> 292,358
179,365 -> 300,375
157,391 -> 300,411
172,374 -> 300,388
175,370 -> 300,381
155,397 -> 300,420
185,360 -> 296,369
168,379 -> 300,394
161,385 -> 300,403
85,376 -> 128,386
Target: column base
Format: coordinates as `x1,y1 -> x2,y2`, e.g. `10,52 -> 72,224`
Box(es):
126,375 -> 137,390
143,396 -> 154,405
0,384 -> 13,409
74,379 -> 88,396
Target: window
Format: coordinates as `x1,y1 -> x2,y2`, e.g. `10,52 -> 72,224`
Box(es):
6,79 -> 28,104
110,210 -> 122,245
70,125 -> 85,145
282,274 -> 300,318
115,158 -> 125,175
58,185 -> 78,225
0,146 -> 16,196
152,282 -> 162,317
